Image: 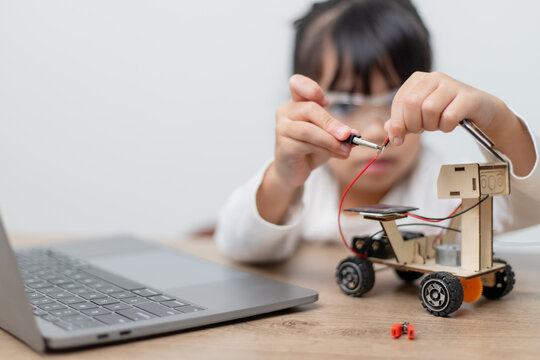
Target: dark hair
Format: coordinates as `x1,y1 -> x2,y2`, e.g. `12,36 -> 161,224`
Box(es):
293,0 -> 432,93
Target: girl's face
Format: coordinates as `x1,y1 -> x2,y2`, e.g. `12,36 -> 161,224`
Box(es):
319,53 -> 422,196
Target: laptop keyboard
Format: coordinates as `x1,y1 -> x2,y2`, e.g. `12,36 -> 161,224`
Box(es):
15,248 -> 205,331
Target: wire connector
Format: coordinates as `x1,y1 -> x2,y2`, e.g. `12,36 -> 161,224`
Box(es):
343,134 -> 381,151
391,322 -> 415,340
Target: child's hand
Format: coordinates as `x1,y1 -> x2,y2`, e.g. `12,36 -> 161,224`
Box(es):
384,71 -> 535,177
384,71 -> 503,146
272,74 -> 353,189
256,75 -> 353,225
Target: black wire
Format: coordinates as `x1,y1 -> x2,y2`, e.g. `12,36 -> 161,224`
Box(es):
407,195 -> 490,221
369,223 -> 462,239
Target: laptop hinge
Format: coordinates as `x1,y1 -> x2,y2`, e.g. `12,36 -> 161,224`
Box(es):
0,215 -> 45,352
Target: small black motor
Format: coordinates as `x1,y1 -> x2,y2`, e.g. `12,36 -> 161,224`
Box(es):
351,231 -> 424,258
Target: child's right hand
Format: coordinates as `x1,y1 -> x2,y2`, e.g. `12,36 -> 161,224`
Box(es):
256,75 -> 353,224
272,74 -> 353,189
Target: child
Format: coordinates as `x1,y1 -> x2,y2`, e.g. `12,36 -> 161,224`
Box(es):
215,0 -> 539,263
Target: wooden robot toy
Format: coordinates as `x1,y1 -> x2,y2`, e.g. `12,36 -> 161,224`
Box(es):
335,120 -> 515,316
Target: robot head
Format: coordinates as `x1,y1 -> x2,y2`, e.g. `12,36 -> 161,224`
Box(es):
437,163 -> 509,199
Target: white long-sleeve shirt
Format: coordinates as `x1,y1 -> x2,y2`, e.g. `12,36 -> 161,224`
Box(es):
216,121 -> 540,263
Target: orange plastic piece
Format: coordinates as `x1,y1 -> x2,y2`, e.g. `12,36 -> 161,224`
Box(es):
391,323 -> 402,338
407,324 -> 415,339
392,322 -> 414,340
460,277 -> 483,303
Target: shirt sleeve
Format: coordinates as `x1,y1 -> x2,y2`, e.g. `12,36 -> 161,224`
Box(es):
214,162 -> 304,263
487,117 -> 540,233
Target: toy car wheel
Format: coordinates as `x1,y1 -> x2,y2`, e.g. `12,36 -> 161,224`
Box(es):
419,272 -> 463,317
482,258 -> 515,300
336,256 -> 375,297
395,269 -> 423,282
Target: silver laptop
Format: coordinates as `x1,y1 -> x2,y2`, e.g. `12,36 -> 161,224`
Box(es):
0,215 -> 318,352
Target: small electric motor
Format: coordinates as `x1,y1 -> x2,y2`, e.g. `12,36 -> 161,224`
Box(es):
435,244 -> 461,267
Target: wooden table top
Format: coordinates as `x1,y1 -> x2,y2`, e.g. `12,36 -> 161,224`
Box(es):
1,235 -> 539,359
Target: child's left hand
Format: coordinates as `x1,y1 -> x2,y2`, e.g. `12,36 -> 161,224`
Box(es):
384,71 -> 505,145
384,71 -> 536,176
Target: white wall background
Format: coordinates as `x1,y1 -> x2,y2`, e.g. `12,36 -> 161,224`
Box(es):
1,0 -> 539,247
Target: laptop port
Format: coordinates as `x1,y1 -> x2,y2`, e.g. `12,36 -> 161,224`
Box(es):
119,330 -> 131,336
97,334 -> 109,339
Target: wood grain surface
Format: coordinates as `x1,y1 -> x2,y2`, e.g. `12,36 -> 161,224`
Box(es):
1,235 -> 539,359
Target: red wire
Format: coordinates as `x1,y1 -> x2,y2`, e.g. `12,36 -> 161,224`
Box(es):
337,136 -> 462,256
337,136 -> 389,257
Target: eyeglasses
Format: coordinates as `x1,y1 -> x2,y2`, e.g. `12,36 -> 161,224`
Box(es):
326,90 -> 396,130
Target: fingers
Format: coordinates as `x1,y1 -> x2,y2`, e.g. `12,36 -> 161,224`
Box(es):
273,75 -> 353,180
279,136 -> 347,163
439,93 -> 470,133
278,100 -> 351,141
423,87 -> 458,132
386,72 -> 465,145
289,74 -> 329,106
387,71 -> 427,145
287,74 -> 351,140
276,118 -> 351,159
402,76 -> 439,133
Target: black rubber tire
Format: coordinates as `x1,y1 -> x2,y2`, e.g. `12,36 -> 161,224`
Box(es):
419,272 -> 463,317
395,269 -> 424,282
483,258 -> 515,300
335,256 -> 375,297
